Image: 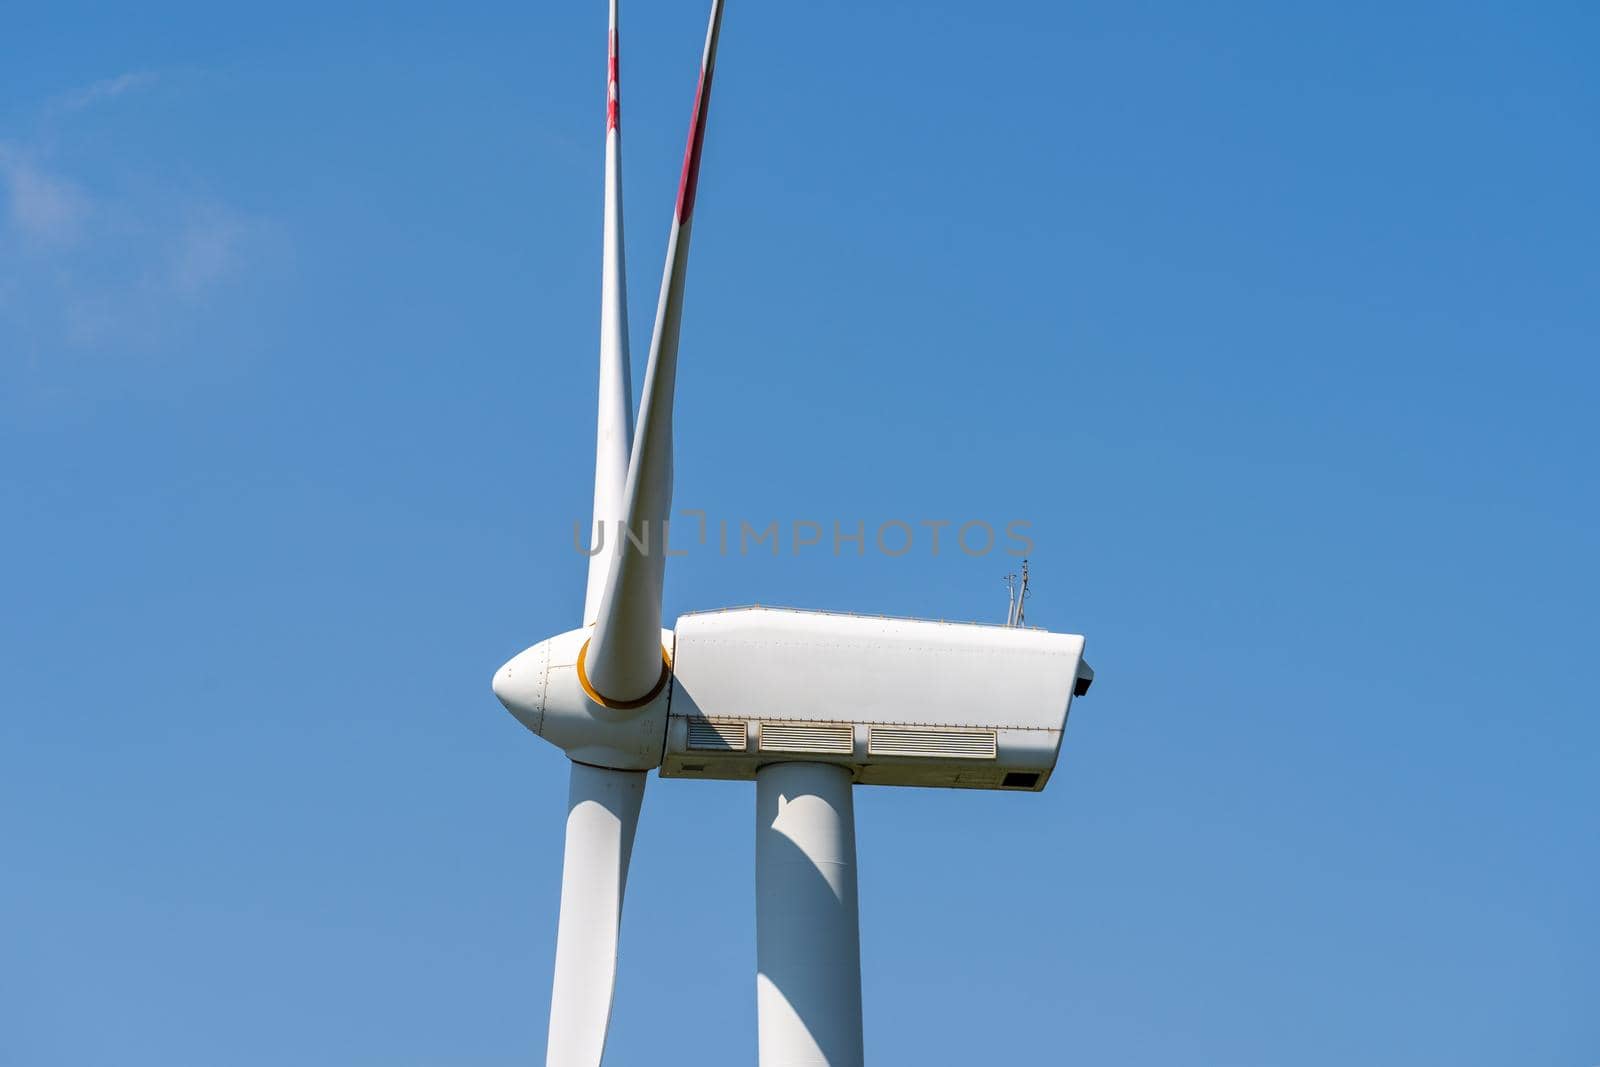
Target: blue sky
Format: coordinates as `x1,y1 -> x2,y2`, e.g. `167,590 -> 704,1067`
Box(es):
3,1 -> 1596,1063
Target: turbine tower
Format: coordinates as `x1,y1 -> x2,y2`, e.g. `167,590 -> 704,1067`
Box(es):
491,3 -> 1095,1063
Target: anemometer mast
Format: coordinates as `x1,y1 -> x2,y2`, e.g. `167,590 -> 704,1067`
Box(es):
1004,558 -> 1031,627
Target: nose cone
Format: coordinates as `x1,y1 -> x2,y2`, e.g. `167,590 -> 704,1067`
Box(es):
492,641 -> 549,734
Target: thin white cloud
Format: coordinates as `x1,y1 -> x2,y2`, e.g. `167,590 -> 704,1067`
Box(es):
0,71 -> 277,363
168,204 -> 253,299
0,146 -> 89,246
47,71 -> 159,116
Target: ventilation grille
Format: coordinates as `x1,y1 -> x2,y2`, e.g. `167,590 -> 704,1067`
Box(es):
868,726 -> 998,759
758,722 -> 854,755
687,719 -> 748,752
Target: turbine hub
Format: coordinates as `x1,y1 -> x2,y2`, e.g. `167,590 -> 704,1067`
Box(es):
492,626 -> 673,771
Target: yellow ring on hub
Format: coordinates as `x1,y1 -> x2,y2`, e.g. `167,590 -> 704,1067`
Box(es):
575,638 -> 672,710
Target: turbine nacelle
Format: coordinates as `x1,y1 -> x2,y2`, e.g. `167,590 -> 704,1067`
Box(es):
492,626 -> 674,771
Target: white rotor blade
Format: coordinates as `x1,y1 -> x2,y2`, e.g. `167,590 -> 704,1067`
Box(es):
546,762 -> 646,1067
585,0 -> 725,703
584,0 -> 634,626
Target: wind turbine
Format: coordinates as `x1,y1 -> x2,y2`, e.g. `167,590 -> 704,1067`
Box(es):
491,3 -> 1095,1064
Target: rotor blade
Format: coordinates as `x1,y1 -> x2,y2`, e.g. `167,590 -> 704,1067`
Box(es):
584,0 -> 634,626
546,762 -> 647,1067
584,0 -> 725,703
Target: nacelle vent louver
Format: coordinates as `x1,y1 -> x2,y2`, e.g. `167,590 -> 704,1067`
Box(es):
687,719 -> 748,752
758,722 -> 854,755
868,726 -> 998,759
